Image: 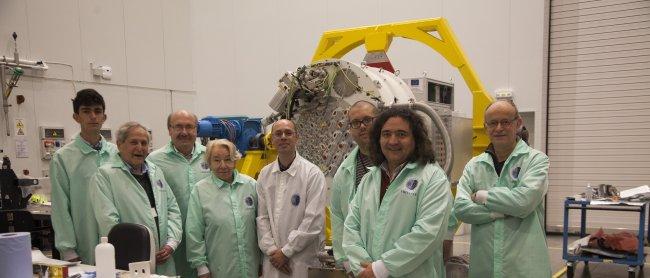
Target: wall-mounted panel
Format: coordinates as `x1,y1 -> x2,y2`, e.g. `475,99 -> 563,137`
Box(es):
0,0 -> 31,57
171,91 -> 197,115
192,0 -> 237,117
127,87 -> 171,149
25,0 -> 83,81
123,0 -> 165,89
162,0 -> 193,91
79,1 -> 128,85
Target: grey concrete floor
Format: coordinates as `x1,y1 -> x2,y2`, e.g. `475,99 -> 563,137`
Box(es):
452,232 -> 648,278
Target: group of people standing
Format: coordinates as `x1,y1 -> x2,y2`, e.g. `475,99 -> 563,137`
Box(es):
330,100 -> 551,278
50,88 -> 550,278
50,88 -> 326,278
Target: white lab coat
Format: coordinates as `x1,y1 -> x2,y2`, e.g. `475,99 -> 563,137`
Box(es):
256,153 -> 326,278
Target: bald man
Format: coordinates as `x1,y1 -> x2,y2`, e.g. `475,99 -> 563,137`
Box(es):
256,119 -> 327,278
453,100 -> 550,277
148,110 -> 210,278
330,101 -> 377,272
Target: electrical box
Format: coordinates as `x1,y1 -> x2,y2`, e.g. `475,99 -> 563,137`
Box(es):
39,126 -> 65,160
403,77 -> 454,110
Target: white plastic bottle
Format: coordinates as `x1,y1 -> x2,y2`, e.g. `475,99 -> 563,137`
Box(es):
95,237 -> 116,278
585,183 -> 592,202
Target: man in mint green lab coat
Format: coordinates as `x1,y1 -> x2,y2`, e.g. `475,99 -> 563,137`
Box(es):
343,107 -> 453,278
148,110 -> 209,278
91,122 -> 183,276
454,100 -> 550,277
330,100 -> 377,274
50,89 -> 118,264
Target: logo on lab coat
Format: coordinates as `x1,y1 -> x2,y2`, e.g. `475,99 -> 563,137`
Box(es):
156,180 -> 164,188
244,195 -> 254,208
401,179 -> 419,195
200,161 -> 210,172
510,166 -> 521,180
291,194 -> 301,206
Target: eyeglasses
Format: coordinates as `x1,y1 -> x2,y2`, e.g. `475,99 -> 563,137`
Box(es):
273,130 -> 295,138
349,117 -> 374,129
485,117 -> 518,129
171,124 -> 196,131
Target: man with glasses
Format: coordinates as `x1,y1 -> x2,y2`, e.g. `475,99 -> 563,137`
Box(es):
330,101 -> 377,273
453,100 -> 550,277
257,119 -> 326,278
148,110 -> 210,278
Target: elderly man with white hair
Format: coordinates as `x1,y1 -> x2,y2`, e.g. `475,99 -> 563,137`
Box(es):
90,121 -> 182,276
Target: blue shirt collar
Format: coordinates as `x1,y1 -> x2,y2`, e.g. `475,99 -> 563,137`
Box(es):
122,158 -> 149,175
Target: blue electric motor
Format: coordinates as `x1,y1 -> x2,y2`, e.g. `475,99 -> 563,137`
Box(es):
197,116 -> 263,154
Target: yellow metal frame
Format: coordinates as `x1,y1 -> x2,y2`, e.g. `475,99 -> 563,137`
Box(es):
236,133 -> 277,179
238,18 -> 493,247
312,17 -> 494,155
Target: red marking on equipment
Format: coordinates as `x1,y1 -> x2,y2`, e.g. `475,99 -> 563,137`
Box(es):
364,52 -> 396,73
366,61 -> 395,73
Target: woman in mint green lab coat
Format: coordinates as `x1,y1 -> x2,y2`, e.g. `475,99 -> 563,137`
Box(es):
343,107 -> 453,278
186,139 -> 260,278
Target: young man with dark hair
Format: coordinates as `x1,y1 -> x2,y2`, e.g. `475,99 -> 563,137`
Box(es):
50,88 -> 119,264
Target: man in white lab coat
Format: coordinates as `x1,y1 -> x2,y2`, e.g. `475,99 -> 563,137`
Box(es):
257,119 -> 326,278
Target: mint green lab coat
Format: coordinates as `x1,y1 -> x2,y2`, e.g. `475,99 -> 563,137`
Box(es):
343,162 -> 452,277
330,146 -> 361,265
454,139 -> 550,278
90,160 -> 183,276
186,171 -> 260,277
50,134 -> 118,264
148,141 -> 209,278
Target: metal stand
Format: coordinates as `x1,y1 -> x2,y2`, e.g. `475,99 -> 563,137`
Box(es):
562,198 -> 648,278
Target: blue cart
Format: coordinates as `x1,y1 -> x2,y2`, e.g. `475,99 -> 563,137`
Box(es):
562,198 -> 648,278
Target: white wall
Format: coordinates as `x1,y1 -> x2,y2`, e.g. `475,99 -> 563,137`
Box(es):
0,0 -> 546,177
0,0 -> 195,176
190,0 -> 547,149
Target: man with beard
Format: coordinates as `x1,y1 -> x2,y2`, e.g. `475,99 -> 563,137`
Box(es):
330,101 -> 377,273
343,107 -> 452,278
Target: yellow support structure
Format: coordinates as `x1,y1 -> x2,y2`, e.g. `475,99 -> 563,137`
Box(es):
313,17 -> 494,247
236,133 -> 277,179
312,17 -> 494,156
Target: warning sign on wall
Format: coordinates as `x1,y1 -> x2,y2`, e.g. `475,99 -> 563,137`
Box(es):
14,118 -> 26,136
